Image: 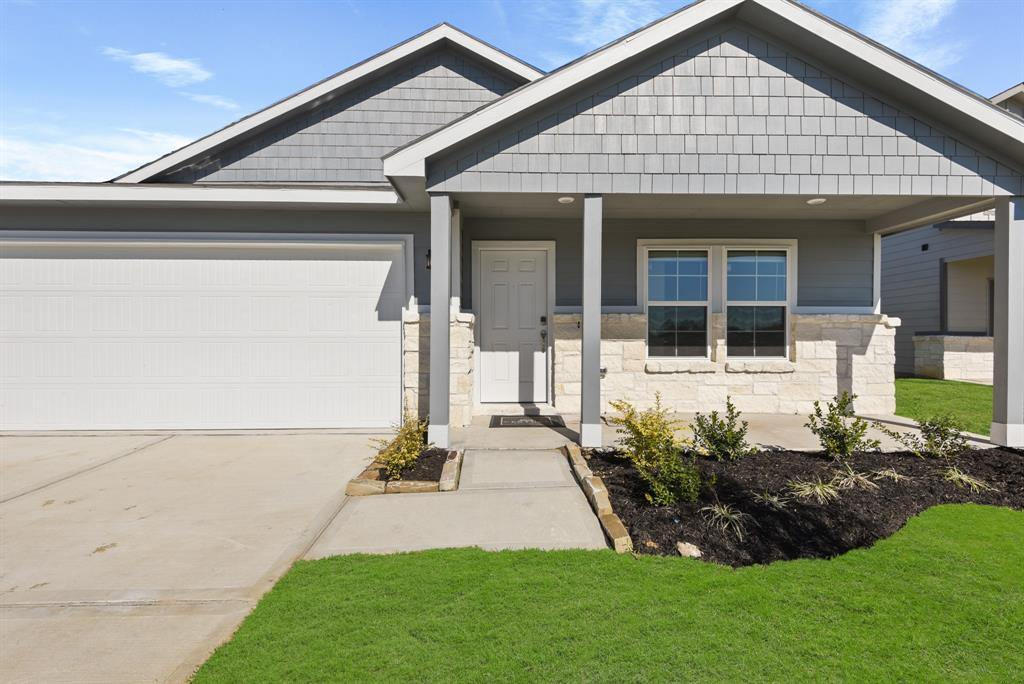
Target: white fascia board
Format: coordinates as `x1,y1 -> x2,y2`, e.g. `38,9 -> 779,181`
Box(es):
115,24 -> 542,185
382,0 -> 745,178
865,197 -> 996,235
384,0 -> 1024,179
0,183 -> 402,206
442,24 -> 544,82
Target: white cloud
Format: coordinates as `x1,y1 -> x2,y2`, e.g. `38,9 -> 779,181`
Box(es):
565,0 -> 668,47
859,0 -> 964,69
489,0 -> 509,31
0,128 -> 192,181
180,92 -> 239,110
102,47 -> 212,87
527,0 -> 674,68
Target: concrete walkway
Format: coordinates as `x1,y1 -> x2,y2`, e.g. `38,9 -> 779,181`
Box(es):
0,432 -> 377,684
307,449 -> 607,557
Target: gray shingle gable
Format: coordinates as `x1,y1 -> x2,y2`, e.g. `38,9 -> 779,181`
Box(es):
161,47 -> 519,184
428,25 -> 1023,195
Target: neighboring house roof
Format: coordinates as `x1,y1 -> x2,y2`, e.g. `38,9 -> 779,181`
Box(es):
991,82 -> 1024,119
992,82 -> 1024,105
382,0 -> 1024,179
115,23 -> 544,184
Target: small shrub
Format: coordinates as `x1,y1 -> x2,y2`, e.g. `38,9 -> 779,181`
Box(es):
372,413 -> 430,480
700,502 -> 756,541
805,392 -> 880,461
752,491 -> 789,511
691,398 -> 758,461
872,467 -> 909,484
609,394 -> 700,505
787,477 -> 840,504
876,414 -> 970,460
943,466 -> 995,493
832,465 -> 879,491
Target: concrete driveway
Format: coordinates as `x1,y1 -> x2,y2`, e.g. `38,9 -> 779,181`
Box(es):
0,432 -> 377,683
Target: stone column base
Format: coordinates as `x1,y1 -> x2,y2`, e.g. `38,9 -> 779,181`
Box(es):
403,311 -> 475,428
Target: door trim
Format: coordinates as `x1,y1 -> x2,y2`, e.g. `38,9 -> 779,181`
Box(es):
471,241 -> 556,406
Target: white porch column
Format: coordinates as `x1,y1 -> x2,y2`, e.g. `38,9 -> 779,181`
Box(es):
428,194 -> 452,447
581,194 -> 603,447
992,196 -> 1024,446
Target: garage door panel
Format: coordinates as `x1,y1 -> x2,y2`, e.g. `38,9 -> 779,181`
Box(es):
0,243 -> 405,430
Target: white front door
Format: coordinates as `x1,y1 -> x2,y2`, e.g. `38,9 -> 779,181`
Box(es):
479,248 -> 549,403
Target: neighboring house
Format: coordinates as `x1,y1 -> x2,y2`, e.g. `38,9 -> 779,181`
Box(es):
1,0 -> 1022,448
883,85 -> 1024,384
992,82 -> 1024,118
883,213 -> 994,383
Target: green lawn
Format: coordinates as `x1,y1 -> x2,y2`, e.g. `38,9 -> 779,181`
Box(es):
195,505 -> 1023,682
895,377 -> 993,435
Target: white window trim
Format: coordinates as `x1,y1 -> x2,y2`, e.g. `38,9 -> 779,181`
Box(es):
723,245 -> 797,361
636,238 -> 798,361
639,244 -> 712,360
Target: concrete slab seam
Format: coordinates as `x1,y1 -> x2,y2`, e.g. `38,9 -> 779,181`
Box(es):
0,434 -> 175,504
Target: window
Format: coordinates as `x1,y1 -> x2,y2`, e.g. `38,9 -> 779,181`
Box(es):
646,250 -> 709,357
726,250 -> 788,357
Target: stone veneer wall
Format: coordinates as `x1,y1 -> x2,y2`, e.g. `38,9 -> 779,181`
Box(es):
402,312 -> 475,427
553,312 -> 899,416
913,334 -> 993,384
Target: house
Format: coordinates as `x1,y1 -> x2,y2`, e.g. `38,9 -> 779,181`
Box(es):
883,211 -> 995,383
883,85 -> 1024,385
1,0 -> 1022,448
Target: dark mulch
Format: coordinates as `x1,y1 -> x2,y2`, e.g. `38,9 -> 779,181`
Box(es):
588,447 -> 1024,567
399,448 -> 449,482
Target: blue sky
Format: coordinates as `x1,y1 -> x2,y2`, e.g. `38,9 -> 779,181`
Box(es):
1,0 -> 1021,181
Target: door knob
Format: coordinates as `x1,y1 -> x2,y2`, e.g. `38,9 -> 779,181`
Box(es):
540,328 -> 548,340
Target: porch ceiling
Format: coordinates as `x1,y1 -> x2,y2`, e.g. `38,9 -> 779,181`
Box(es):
454,192 -> 988,225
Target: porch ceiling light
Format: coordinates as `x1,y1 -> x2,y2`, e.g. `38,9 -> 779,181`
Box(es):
805,197 -> 827,205
557,196 -> 575,204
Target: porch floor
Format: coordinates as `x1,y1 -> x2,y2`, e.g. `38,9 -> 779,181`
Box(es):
451,413 -> 993,451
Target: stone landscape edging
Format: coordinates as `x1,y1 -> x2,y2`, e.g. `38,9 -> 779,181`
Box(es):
563,443 -> 633,553
345,450 -> 463,496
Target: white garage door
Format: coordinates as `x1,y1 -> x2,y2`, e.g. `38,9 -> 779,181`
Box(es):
0,239 -> 407,430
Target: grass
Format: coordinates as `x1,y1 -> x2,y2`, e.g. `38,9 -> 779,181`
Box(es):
895,377 -> 992,436
195,505 -> 1023,682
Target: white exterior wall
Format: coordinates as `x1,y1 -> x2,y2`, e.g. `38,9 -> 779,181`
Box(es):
946,255 -> 993,332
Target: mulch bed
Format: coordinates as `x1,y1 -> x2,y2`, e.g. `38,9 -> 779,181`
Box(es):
397,447 -> 449,482
588,447 -> 1024,567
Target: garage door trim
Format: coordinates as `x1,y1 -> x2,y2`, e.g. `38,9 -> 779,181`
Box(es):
1,231 -> 416,431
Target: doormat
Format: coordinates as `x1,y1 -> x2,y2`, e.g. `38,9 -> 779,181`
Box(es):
489,415 -> 566,428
